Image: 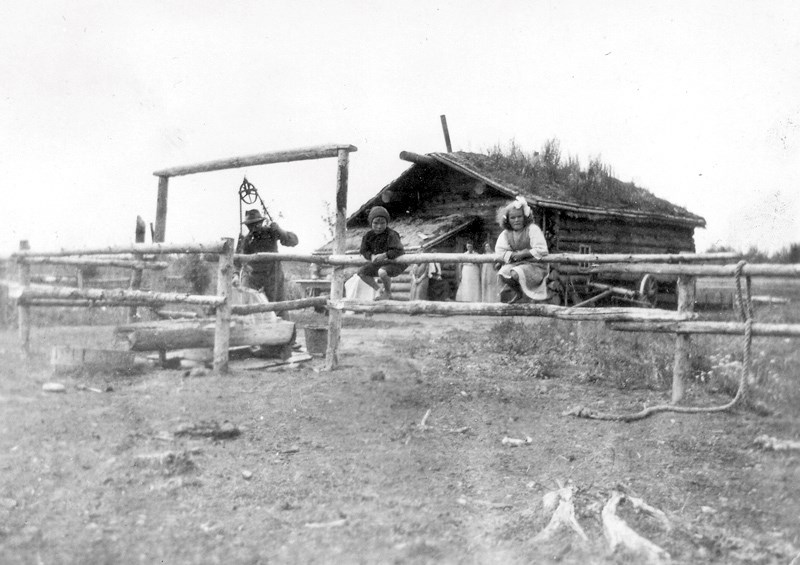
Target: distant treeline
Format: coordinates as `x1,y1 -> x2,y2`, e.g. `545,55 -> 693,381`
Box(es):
706,242 -> 800,264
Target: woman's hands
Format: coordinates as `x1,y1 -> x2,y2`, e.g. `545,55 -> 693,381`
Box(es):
372,252 -> 389,263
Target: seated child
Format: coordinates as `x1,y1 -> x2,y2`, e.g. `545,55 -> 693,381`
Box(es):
495,196 -> 549,303
358,206 -> 405,300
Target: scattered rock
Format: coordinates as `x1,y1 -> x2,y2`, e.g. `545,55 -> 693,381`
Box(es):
133,451 -> 196,475
42,382 -> 66,393
370,370 -> 386,381
0,498 -> 17,509
241,470 -> 253,480
173,420 -> 240,440
501,436 -> 533,447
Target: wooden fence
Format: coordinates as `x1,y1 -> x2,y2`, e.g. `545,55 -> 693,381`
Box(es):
3,141 -> 799,413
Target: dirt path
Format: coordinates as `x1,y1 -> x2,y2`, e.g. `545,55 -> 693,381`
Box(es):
0,315 -> 798,564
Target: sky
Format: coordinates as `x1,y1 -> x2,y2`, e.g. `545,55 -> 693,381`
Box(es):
2,1 -> 799,257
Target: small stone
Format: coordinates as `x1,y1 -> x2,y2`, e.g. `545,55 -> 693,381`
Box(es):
189,367 -> 209,378
370,371 -> 386,381
241,470 -> 253,480
42,383 -> 66,393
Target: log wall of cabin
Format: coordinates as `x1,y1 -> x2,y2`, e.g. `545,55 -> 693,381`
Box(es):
549,213 -> 696,254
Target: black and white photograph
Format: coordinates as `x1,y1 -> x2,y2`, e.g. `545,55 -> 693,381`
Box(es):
1,2 -> 799,563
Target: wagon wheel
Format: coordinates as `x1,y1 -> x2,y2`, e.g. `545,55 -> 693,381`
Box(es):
637,274 -> 658,307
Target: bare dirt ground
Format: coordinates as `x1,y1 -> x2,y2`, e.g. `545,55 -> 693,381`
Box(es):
1,310 -> 799,564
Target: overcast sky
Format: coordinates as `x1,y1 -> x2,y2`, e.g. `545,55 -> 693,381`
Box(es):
2,1 -> 799,257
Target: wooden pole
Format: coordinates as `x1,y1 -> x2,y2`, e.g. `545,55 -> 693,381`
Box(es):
213,238 -> 234,374
440,115 -> 452,152
129,216 -> 146,323
152,144 -> 358,178
325,149 -> 350,370
235,251 -> 743,268
17,240 -> 31,354
399,151 -> 440,167
231,296 -> 328,315
672,275 -> 696,404
329,299 -> 696,322
14,241 -> 226,258
18,284 -> 224,307
607,320 -> 800,337
154,176 -> 169,243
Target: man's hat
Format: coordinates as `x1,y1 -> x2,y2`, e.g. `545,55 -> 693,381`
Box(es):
242,209 -> 266,225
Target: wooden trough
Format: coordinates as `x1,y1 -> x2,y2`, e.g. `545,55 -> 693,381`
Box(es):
51,346 -> 135,374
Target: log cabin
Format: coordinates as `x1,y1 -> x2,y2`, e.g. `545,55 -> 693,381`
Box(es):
312,150 -> 706,303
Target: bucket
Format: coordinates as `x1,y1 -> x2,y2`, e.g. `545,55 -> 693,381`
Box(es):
304,325 -> 328,357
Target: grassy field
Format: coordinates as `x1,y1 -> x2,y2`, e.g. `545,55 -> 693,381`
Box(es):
0,266 -> 798,563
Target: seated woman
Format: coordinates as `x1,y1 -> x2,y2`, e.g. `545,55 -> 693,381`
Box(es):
495,196 -> 549,303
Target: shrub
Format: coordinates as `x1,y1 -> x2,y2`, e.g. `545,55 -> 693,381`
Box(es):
182,255 -> 211,294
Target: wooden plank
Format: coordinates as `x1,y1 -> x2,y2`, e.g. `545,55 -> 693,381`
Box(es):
152,144 -> 358,177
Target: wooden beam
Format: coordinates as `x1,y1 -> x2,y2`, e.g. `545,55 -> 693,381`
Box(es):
325,149 -> 350,371
154,176 -> 168,243
19,257 -> 169,270
15,241 -> 226,257
238,251 -> 744,268
231,296 -> 328,315
608,320 -> 800,337
672,276 -> 696,403
152,144 -> 358,178
17,240 -> 30,354
329,299 -> 697,322
399,151 -> 439,167
18,284 -> 223,307
116,318 -> 295,351
440,115 -> 452,152
213,238 -> 234,374
559,262 -> 800,278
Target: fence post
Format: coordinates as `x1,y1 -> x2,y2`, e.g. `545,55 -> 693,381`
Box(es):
672,275 -> 696,403
17,240 -> 31,354
213,238 -> 234,374
128,215 -> 146,323
325,148 -> 350,370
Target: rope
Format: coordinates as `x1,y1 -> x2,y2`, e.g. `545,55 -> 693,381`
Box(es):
566,260 -> 753,422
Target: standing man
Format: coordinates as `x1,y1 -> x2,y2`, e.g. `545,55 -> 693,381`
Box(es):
239,209 -> 299,303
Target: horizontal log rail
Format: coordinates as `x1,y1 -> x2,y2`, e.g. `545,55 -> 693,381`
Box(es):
559,263 -> 800,278
329,299 -> 697,322
18,257 -> 169,270
236,251 -> 744,268
16,284 -> 223,307
13,241 -> 226,258
152,144 -> 358,177
608,320 -> 800,338
231,296 -> 328,315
